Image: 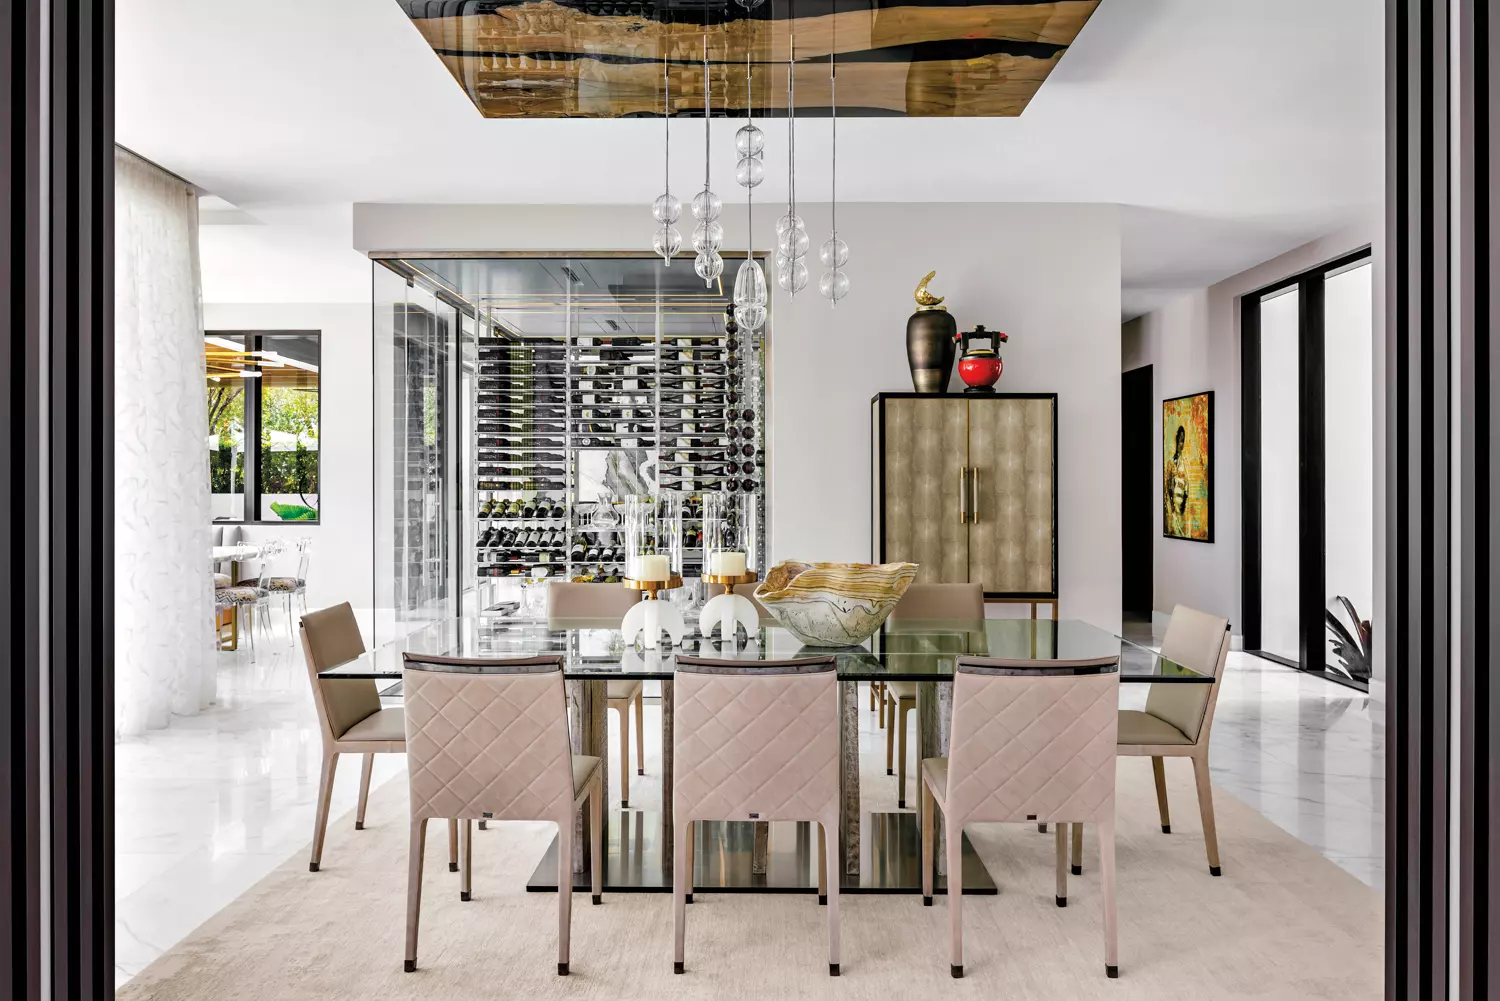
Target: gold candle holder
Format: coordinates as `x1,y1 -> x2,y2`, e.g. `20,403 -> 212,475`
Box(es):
623,574 -> 684,600
701,571 -> 759,596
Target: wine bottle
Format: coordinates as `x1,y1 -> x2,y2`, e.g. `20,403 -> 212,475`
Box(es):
521,498 -> 536,519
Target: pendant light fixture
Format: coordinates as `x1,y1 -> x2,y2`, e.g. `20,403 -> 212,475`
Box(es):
650,19 -> 682,265
775,0 -> 808,295
692,25 -> 724,288
734,36 -> 767,332
818,11 -> 848,304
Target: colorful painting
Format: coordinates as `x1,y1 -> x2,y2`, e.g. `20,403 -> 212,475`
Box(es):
1162,391 -> 1213,543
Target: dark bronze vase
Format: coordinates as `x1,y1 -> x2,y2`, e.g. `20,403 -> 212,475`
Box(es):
905,270 -> 957,393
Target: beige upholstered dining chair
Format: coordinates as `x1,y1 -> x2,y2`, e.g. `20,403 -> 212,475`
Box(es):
883,583 -> 985,807
921,654 -> 1121,979
300,602 -> 458,874
672,654 -> 843,976
1113,604 -> 1233,877
549,581 -> 646,806
401,652 -> 604,976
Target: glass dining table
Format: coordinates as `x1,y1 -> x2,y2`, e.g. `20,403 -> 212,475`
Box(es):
322,615 -> 1207,897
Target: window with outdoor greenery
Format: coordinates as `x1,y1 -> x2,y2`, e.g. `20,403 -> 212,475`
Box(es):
206,330 -> 321,522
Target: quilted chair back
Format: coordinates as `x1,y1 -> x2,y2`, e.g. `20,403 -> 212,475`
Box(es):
673,656 -> 839,824
1147,605 -> 1231,744
402,653 -> 575,825
944,657 -> 1120,826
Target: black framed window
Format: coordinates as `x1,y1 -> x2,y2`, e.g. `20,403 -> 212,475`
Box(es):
1240,249 -> 1373,691
205,330 -> 321,523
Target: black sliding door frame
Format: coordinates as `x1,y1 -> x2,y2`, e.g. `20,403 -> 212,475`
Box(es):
1238,247 -> 1372,691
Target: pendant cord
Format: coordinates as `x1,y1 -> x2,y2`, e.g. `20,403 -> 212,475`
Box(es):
703,29 -> 710,190
663,16 -> 670,196
787,0 -> 795,224
746,32 -> 754,254
830,13 -> 836,238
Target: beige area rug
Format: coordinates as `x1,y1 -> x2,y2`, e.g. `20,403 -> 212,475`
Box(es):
117,759 -> 1381,1000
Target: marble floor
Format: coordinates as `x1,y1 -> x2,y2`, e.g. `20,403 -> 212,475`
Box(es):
115,613 -> 1384,987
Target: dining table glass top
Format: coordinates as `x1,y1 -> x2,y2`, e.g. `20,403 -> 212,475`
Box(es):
319,616 -> 1210,684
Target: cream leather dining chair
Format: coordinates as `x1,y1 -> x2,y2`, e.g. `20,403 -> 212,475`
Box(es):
672,654 -> 843,976
299,602 -> 456,874
884,583 -> 985,807
921,654 -> 1121,979
549,581 -> 646,807
1114,604 -> 1233,876
401,652 -> 604,975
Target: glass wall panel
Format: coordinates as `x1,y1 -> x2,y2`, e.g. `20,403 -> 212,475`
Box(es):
1259,287 -> 1301,663
1323,262 -> 1374,682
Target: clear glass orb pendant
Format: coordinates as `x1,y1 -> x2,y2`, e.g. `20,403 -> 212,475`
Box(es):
734,123 -> 766,158
819,236 -> 849,269
691,219 -> 724,253
777,257 -> 809,294
694,249 -> 724,285
819,269 -> 850,303
733,257 -> 767,308
775,212 -> 804,238
735,156 -> 765,188
691,188 -> 722,222
652,193 -> 682,224
776,226 -> 810,259
653,224 -> 682,264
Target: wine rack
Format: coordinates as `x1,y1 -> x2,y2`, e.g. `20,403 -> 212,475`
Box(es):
473,295 -> 765,587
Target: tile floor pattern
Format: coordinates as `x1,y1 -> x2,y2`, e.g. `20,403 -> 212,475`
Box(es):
115,617 -> 1385,987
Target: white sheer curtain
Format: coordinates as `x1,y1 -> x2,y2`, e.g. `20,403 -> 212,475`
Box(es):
114,148 -> 215,738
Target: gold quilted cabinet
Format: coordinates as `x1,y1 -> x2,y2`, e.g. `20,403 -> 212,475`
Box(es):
871,393 -> 1058,598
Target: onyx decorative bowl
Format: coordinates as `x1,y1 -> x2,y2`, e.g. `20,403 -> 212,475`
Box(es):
753,560 -> 920,647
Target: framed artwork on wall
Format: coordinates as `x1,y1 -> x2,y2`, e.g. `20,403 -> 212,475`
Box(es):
1162,390 -> 1213,542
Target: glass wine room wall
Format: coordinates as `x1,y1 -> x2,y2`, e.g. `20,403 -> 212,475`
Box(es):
372,255 -> 767,627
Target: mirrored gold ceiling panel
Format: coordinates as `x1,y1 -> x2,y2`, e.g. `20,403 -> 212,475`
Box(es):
397,0 -> 1099,118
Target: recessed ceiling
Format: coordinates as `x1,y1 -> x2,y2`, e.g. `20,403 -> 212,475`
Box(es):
398,0 -> 1099,118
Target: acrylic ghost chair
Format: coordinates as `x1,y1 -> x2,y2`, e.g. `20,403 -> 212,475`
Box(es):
299,602 -> 458,875
265,536 -> 312,638
548,581 -> 645,807
883,583 -> 986,807
921,653 -> 1121,979
671,654 -> 843,976
400,651 -> 604,975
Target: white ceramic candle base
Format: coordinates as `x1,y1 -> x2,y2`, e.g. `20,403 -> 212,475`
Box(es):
699,592 -> 759,646
621,598 -> 686,650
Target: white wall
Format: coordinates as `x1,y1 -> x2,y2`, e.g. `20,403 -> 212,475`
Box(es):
202,302 -> 374,613
1121,222 -> 1383,668
356,201 -> 1125,630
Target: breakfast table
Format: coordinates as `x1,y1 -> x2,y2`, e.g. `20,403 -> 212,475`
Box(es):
321,615 -> 1209,896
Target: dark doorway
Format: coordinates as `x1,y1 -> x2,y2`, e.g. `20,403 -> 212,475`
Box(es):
1121,365 -> 1154,618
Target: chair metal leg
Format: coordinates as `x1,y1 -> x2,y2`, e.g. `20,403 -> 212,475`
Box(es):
816,822 -> 827,904
448,818 -> 459,873
673,819 -> 690,973
590,783 -> 604,905
634,690 -> 645,776
460,819 -> 473,900
884,697 -> 896,776
897,700 -> 912,808
1100,817 -> 1119,977
823,819 -> 841,975
947,826 -> 964,977
309,751 -> 337,871
617,705 -> 630,808
1054,823 -> 1068,906
556,816 -> 573,974
920,779 -> 935,905
1071,820 -> 1084,875
1152,755 -> 1172,832
877,682 -> 886,728
1192,754 -> 1222,875
404,818 -> 427,972
355,752 -> 374,830
684,820 -> 695,903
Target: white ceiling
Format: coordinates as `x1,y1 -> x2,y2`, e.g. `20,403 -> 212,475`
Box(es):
118,0 -> 1383,316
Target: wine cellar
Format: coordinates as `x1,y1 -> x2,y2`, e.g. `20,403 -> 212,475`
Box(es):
375,255 -> 767,617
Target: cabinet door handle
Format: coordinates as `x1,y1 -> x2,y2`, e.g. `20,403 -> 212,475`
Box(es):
970,467 -> 980,524
958,466 -> 969,524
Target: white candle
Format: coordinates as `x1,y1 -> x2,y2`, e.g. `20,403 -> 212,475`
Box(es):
710,551 -> 747,576
636,554 -> 669,581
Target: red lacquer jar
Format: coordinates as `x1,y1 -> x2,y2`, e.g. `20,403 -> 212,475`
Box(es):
955,325 -> 1008,394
